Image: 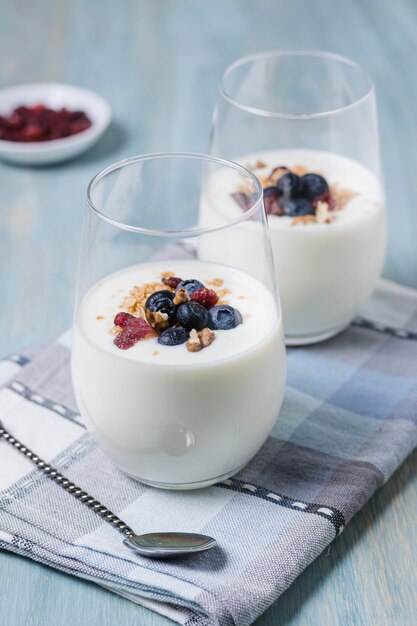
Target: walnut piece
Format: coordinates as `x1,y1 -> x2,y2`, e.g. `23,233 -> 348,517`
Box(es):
145,309 -> 169,332
186,329 -> 202,352
186,327 -> 215,352
199,328 -> 215,348
316,200 -> 335,224
173,287 -> 190,305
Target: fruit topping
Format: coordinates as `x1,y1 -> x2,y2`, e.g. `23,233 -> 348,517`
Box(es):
114,323 -> 151,350
269,166 -> 290,184
231,192 -> 254,211
191,288 -> 219,309
276,172 -> 304,198
145,289 -> 177,325
312,192 -> 336,212
176,301 -> 209,331
158,327 -> 189,346
0,105 -> 92,142
113,273 -> 244,352
208,305 -> 243,330
114,312 -> 149,329
161,276 -> 182,289
263,186 -> 284,216
176,279 -> 205,296
301,173 -> 329,201
281,197 -> 315,217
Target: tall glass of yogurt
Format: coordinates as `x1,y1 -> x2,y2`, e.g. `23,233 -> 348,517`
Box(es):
209,50 -> 386,345
72,154 -> 286,489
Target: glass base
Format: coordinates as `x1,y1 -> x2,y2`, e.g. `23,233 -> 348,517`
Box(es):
123,463 -> 246,490
285,321 -> 350,346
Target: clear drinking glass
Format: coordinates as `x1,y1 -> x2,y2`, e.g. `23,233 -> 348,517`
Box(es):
71,153 -> 286,489
210,50 -> 386,345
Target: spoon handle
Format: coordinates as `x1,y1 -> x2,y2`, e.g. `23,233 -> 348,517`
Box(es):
0,421 -> 134,538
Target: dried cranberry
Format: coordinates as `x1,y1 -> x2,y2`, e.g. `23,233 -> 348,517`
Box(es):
114,312 -> 150,331
114,325 -> 150,350
191,288 -> 219,309
162,276 -> 183,289
21,124 -> 44,141
231,192 -> 252,211
312,192 -> 336,211
0,104 -> 92,142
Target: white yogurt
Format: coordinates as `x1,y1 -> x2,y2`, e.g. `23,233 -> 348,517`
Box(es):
201,149 -> 386,344
72,260 -> 286,489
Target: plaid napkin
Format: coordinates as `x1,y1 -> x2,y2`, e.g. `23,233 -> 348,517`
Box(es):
0,279 -> 416,626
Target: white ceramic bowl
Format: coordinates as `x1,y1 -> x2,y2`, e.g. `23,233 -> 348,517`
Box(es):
0,83 -> 112,165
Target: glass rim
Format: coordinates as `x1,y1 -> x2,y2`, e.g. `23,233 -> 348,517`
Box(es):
219,49 -> 375,120
86,152 -> 264,237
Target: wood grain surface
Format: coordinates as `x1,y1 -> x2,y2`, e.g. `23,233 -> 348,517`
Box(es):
0,1 -> 416,624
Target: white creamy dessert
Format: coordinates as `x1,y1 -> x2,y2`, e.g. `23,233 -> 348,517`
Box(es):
201,149 -> 386,343
72,259 -> 285,488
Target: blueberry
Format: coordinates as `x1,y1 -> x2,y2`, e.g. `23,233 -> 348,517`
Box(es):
276,172 -> 304,198
281,197 -> 315,217
158,327 -> 189,346
145,290 -> 177,325
208,305 -> 243,330
301,173 -> 329,200
263,186 -> 278,198
176,279 -> 205,296
176,301 -> 209,331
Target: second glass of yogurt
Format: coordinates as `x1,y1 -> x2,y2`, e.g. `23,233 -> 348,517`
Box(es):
72,153 -> 286,489
210,50 -> 386,344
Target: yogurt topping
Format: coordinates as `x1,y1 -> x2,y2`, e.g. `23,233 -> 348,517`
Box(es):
76,259 -> 279,365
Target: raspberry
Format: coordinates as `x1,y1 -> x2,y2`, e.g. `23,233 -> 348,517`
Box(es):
114,325 -> 150,350
114,312 -> 150,329
312,192 -> 336,211
191,288 -> 219,309
162,276 -> 182,289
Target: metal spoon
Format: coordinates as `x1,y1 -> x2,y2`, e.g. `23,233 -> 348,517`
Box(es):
0,421 -> 216,558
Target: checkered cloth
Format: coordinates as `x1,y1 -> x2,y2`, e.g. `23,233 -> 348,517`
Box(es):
0,279 -> 416,626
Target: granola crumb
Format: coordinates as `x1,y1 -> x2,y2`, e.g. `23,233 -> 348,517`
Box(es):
331,184 -> 357,211
152,351 -> 159,357
292,165 -> 308,176
291,215 -> 317,226
121,281 -> 166,318
161,271 -> 175,278
246,160 -> 267,171
96,315 -> 105,320
110,325 -> 123,335
173,287 -> 190,305
238,295 -> 246,300
206,278 -> 224,287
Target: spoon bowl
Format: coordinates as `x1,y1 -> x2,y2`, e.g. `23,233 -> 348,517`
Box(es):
124,532 -> 217,558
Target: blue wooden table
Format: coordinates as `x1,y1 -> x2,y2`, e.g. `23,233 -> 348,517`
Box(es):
1,1 -> 416,624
